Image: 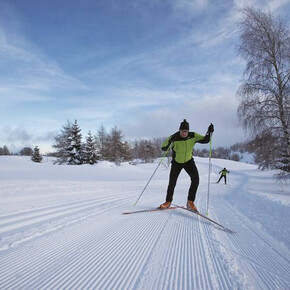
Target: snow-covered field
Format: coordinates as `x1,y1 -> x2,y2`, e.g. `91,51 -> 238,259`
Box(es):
0,155 -> 289,289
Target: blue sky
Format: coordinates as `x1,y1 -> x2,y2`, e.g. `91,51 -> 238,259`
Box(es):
0,0 -> 289,153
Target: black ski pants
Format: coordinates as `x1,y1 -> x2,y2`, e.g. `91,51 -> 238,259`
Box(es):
166,159 -> 199,203
217,175 -> 227,184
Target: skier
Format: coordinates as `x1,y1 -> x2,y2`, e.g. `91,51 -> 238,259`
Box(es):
217,168 -> 230,184
159,119 -> 214,211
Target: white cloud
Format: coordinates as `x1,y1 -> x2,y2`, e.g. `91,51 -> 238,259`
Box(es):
117,82 -> 246,147
0,16 -> 90,105
0,125 -> 57,154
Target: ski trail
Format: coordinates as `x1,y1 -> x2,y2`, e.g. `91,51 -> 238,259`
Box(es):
0,192 -> 137,251
0,205 -> 175,289
137,207 -> 247,289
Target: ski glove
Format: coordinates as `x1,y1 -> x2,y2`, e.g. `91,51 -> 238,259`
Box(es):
207,123 -> 214,133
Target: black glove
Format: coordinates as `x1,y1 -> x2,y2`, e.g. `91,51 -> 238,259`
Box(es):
207,123 -> 214,133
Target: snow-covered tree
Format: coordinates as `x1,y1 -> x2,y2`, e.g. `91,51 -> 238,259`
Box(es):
52,120 -> 73,164
67,120 -> 83,165
31,146 -> 42,163
83,131 -> 98,165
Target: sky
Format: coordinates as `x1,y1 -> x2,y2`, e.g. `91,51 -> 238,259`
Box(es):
0,0 -> 289,153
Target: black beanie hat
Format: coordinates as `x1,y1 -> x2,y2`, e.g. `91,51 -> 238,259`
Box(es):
179,119 -> 189,130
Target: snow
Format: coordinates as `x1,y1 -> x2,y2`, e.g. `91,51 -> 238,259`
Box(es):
0,155 -> 289,289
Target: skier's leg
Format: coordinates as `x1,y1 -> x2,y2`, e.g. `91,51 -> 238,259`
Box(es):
184,159 -> 199,202
166,161 -> 183,202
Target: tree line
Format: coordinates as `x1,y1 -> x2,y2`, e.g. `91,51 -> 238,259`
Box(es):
50,120 -> 163,165
194,142 -> 249,162
1,121 -> 253,166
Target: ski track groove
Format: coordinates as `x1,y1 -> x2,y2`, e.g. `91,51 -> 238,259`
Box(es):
0,192 -> 136,232
43,218 -> 129,289
37,205 -> 139,289
1,216 -> 108,288
46,218 -> 133,289
177,207 -> 238,289
0,192 -> 132,222
0,193 -> 137,251
93,211 -> 175,289
26,209 -> 174,289
197,216 -> 230,289
160,223 -> 179,289
0,203 -> 131,288
140,209 -> 219,289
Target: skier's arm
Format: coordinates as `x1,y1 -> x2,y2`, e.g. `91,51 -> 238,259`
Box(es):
161,134 -> 176,151
196,123 -> 214,144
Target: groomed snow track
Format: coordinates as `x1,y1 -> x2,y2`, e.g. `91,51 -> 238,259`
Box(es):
0,157 -> 289,289
0,196 -> 289,289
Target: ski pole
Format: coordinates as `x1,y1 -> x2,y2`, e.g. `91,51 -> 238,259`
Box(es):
206,132 -> 213,216
133,143 -> 173,207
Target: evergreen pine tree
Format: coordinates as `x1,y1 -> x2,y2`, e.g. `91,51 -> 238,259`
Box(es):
67,120 -> 83,165
52,120 -> 73,164
31,146 -> 43,163
83,131 -> 98,165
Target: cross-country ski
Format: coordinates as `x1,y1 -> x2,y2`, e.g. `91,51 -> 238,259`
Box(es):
172,204 -> 236,234
122,206 -> 177,215
123,205 -> 235,234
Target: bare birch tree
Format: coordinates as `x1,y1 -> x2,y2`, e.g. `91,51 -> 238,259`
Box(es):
237,7 -> 290,176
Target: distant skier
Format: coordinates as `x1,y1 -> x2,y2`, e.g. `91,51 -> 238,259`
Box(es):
217,168 -> 230,184
159,119 -> 214,211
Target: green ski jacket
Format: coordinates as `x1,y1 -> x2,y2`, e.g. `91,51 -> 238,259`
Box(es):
219,169 -> 229,176
162,131 -> 210,164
